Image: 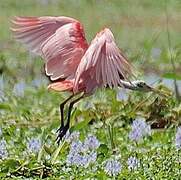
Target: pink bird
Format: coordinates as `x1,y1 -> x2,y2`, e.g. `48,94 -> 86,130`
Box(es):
11,16 -> 156,143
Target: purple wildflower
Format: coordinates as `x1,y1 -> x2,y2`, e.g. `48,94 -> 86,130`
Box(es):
32,77 -> 47,88
32,78 -> 43,88
70,140 -> 82,153
175,126 -> 181,150
104,159 -> 121,176
0,76 -> 4,91
116,88 -> 129,101
66,151 -> 89,167
127,156 -> 140,170
128,129 -> 143,142
88,151 -> 97,163
0,139 -> 8,159
0,91 -> 4,102
37,0 -> 58,5
13,81 -> 26,97
27,138 -> 41,153
132,118 -> 151,135
84,134 -> 100,150
66,134 -> 99,168
151,47 -> 161,59
0,76 -> 5,102
65,131 -> 80,144
66,151 -> 79,166
129,118 -> 151,142
78,155 -> 89,167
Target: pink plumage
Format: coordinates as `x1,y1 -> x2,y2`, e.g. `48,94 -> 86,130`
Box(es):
74,28 -> 133,94
11,16 -> 133,95
11,15 -> 135,142
11,16 -> 88,81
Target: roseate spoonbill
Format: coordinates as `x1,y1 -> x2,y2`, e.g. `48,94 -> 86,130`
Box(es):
11,16 -> 160,143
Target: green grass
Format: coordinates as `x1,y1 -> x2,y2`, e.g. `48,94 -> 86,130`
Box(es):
0,0 -> 181,179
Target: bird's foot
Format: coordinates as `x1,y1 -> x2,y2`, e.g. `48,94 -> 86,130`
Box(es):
56,124 -> 69,145
56,124 -> 64,133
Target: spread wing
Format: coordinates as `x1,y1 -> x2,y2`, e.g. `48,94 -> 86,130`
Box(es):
74,28 -> 134,93
11,16 -> 88,80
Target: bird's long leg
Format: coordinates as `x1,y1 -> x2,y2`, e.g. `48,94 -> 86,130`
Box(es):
66,94 -> 84,128
59,94 -> 74,128
56,94 -> 84,144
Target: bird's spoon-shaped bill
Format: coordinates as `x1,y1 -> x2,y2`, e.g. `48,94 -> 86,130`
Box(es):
150,87 -> 171,98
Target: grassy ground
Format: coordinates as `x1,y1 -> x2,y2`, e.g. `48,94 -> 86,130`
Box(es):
0,0 -> 181,179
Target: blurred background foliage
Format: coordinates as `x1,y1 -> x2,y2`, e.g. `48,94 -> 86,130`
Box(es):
0,0 -> 180,74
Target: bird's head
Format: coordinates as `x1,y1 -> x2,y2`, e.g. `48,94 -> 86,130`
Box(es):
120,80 -> 169,97
132,80 -> 153,92
131,80 -> 168,97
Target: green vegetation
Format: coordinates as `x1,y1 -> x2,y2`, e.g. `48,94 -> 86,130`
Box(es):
0,0 -> 181,179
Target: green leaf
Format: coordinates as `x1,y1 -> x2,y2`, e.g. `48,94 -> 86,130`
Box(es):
162,73 -> 181,80
98,144 -> 109,155
4,159 -> 20,170
0,103 -> 11,110
37,145 -> 45,162
44,144 -> 53,155
51,141 -> 66,164
70,117 -> 92,131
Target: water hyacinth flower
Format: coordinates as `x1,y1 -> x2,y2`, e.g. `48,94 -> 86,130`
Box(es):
37,0 -> 58,5
0,139 -> 8,159
31,77 -> 48,88
31,78 -> 43,88
128,128 -> 143,142
27,138 -> 41,153
78,154 -> 90,167
129,118 -> 151,142
13,81 -> 26,97
87,151 -> 97,163
104,159 -> 121,176
69,140 -> 83,153
66,149 -> 97,168
0,91 -> 4,102
0,76 -> 4,91
66,151 -> 79,166
84,134 -> 100,150
175,126 -> 181,150
66,153 -> 89,168
66,134 -> 99,168
0,76 -> 5,102
151,47 -> 161,59
77,101 -> 95,111
127,156 -> 140,171
65,130 -> 80,144
116,88 -> 129,101
132,118 -> 151,135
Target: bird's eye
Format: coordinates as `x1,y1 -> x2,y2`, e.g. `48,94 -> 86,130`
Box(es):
138,84 -> 143,87
137,82 -> 145,87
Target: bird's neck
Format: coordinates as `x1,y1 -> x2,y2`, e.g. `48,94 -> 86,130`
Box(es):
119,80 -> 137,90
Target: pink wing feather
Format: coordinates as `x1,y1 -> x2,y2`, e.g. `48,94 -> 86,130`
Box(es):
74,28 -> 133,93
11,16 -> 88,80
